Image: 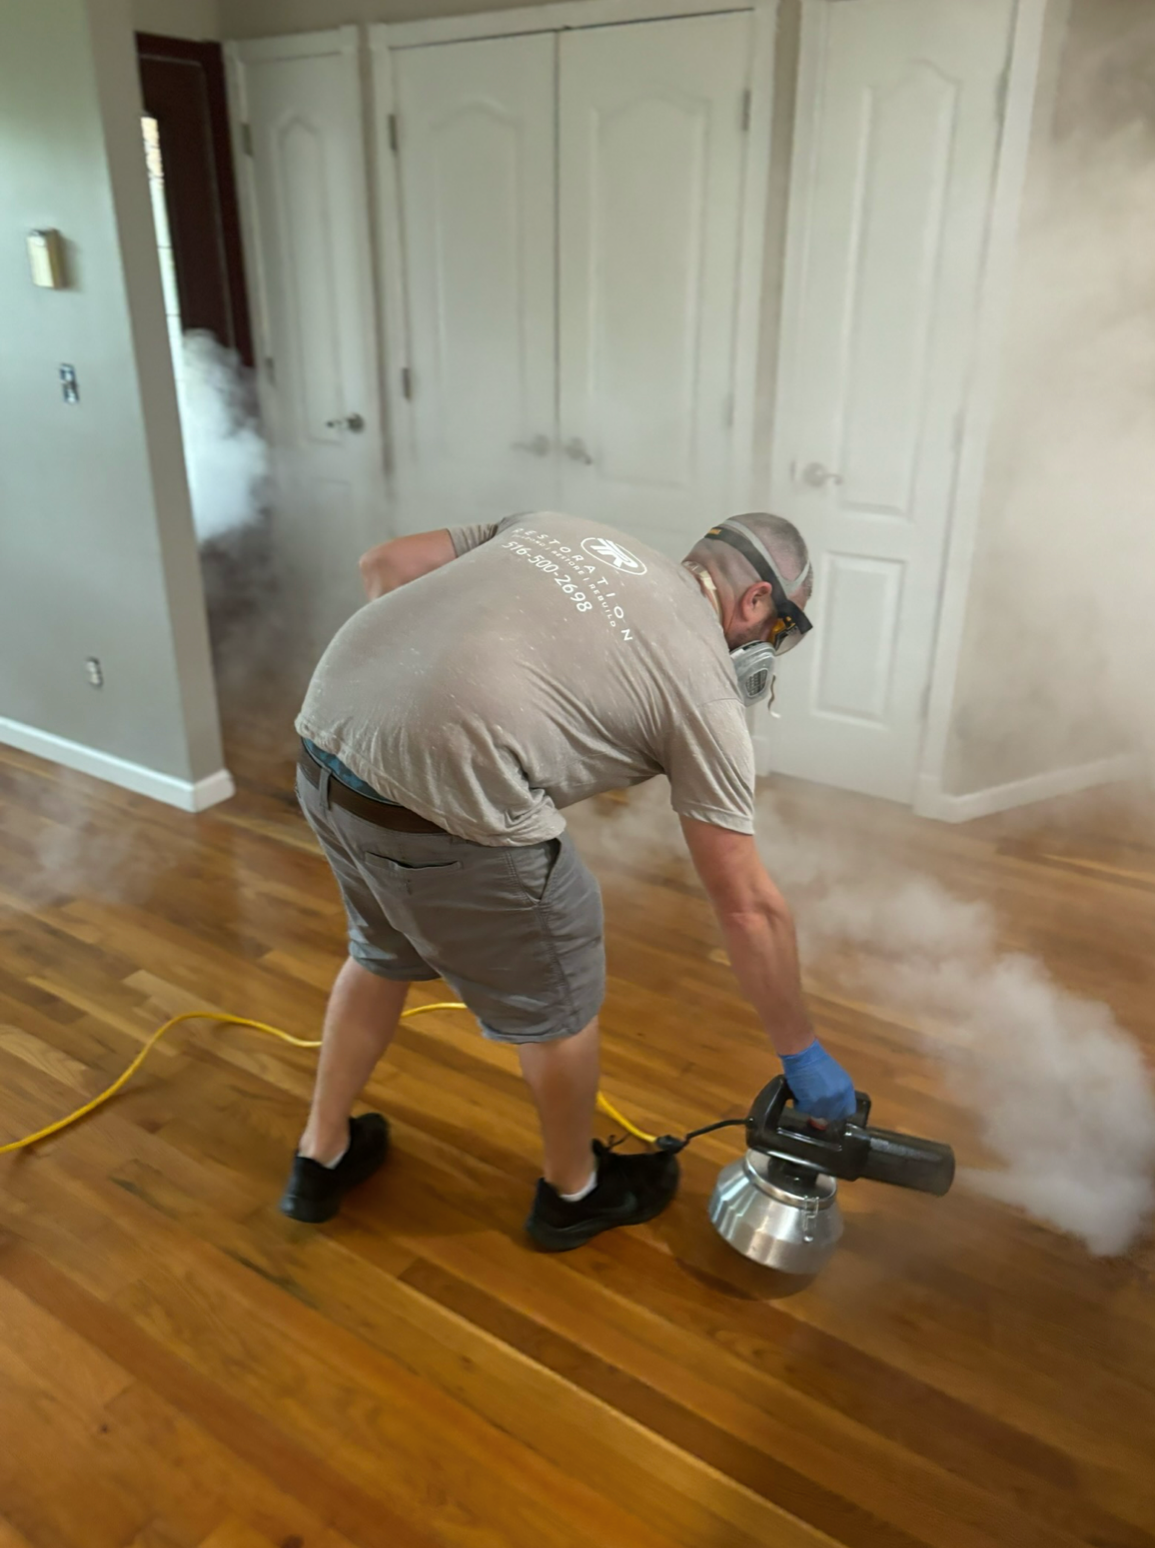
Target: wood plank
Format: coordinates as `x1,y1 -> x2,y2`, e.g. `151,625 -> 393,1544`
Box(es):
0,1241 -> 438,1548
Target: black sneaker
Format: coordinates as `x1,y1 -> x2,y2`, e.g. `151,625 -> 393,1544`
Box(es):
525,1140 -> 680,1251
279,1113 -> 390,1223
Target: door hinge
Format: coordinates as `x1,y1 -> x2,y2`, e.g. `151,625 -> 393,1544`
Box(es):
740,89 -> 752,132
241,121 -> 254,157
388,113 -> 400,154
400,365 -> 413,400
919,682 -> 931,722
264,354 -> 275,384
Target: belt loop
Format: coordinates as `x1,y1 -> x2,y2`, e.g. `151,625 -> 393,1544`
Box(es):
317,766 -> 333,811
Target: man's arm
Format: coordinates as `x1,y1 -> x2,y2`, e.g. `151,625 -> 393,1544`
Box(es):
680,818 -> 812,1055
680,817 -> 856,1118
358,529 -> 457,601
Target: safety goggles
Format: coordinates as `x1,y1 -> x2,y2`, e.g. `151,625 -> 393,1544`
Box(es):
765,578 -> 813,655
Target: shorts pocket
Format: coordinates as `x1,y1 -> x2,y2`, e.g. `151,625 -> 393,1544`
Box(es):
368,855 -> 463,872
363,853 -> 464,894
508,837 -> 564,906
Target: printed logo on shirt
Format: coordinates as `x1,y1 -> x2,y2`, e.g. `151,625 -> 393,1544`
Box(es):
503,524 -> 639,642
580,536 -> 647,576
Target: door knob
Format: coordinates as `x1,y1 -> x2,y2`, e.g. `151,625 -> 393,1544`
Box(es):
325,412 -> 365,432
512,434 -> 551,457
800,460 -> 842,488
564,436 -> 594,465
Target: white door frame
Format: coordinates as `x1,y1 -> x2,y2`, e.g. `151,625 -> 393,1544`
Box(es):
911,0 -> 1050,819
383,0 -> 775,50
758,0 -> 1050,817
369,0 -> 778,531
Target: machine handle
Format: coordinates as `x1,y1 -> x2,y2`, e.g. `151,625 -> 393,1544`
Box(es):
746,1075 -> 791,1139
847,1090 -> 872,1129
747,1075 -> 871,1142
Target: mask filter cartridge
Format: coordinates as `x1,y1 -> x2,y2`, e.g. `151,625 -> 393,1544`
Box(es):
730,640 -> 778,707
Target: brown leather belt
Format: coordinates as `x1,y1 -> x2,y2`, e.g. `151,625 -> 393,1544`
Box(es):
298,747 -> 447,834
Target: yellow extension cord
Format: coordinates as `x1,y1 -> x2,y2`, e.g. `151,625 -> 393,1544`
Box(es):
0,1000 -> 657,1155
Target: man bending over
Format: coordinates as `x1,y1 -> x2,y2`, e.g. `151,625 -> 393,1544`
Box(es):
281,512 -> 856,1249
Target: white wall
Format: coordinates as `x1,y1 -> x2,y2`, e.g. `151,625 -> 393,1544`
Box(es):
941,0 -> 1155,795
221,0 -> 545,34
0,0 -> 227,794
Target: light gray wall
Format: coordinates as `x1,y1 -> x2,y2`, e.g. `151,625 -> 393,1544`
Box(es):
0,0 -> 225,785
942,0 -> 1155,794
132,0 -> 221,38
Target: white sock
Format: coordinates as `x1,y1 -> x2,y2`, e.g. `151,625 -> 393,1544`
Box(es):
298,1141 -> 348,1168
559,1169 -> 598,1203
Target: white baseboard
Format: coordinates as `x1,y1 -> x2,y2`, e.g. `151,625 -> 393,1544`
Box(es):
913,752 -> 1145,824
0,717 -> 235,813
188,768 -> 237,811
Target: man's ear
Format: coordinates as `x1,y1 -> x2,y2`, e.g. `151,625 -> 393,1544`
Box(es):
743,581 -> 774,621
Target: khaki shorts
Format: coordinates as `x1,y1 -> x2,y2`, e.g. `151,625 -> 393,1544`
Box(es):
297,765 -> 605,1043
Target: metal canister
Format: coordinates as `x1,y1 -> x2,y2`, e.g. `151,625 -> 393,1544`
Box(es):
708,1151 -> 843,1274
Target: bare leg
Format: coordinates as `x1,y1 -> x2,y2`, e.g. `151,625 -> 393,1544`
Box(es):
517,1017 -> 600,1195
299,957 -> 410,1163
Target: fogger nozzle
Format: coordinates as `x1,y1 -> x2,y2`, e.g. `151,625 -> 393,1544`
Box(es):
855,1124 -> 956,1196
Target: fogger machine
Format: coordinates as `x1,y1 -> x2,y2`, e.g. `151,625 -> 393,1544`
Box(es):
668,1075 -> 956,1275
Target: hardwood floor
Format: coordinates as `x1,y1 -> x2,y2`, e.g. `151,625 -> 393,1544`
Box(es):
1,722 -> 1154,1548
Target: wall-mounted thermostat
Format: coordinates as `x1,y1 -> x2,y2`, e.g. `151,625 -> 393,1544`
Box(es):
27,228 -> 67,289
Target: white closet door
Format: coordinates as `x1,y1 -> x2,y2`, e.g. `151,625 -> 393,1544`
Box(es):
557,13 -> 751,560
229,30 -> 386,646
764,0 -> 1015,803
393,35 -> 557,528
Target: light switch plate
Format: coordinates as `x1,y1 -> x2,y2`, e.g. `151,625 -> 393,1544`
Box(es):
28,229 -> 66,289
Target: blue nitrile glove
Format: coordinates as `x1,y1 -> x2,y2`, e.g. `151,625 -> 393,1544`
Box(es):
780,1040 -> 857,1121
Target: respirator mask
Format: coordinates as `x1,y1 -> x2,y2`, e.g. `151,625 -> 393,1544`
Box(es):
701,520 -> 814,708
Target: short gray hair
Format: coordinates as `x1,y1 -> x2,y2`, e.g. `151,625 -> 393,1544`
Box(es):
687,513 -> 812,604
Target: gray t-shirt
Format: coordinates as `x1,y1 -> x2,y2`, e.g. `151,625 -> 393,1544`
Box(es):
296,513 -> 754,845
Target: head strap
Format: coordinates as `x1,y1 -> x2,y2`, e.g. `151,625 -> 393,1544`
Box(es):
707,520 -> 811,599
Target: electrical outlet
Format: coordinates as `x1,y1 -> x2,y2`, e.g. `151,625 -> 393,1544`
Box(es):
60,364 -> 79,405
85,657 -> 103,688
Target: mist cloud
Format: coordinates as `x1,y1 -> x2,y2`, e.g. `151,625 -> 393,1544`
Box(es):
177,331 -> 270,546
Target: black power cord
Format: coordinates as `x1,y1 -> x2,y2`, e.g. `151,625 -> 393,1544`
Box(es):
653,1117 -> 747,1154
